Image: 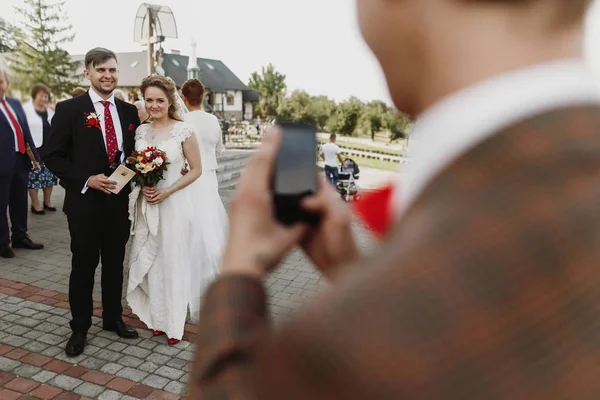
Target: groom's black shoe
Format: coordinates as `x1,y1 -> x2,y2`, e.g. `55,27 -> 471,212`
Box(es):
65,331 -> 87,357
12,237 -> 44,250
103,320 -> 139,339
0,245 -> 15,258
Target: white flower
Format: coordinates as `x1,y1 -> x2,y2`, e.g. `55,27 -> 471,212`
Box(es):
136,163 -> 144,171
153,157 -> 164,166
145,151 -> 152,158
87,113 -> 98,120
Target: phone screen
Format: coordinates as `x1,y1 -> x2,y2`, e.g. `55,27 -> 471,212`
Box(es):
274,123 -> 318,195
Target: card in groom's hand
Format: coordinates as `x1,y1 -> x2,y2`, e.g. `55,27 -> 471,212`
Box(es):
107,165 -> 136,195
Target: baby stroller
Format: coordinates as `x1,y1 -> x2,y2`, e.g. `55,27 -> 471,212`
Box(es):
336,158 -> 361,202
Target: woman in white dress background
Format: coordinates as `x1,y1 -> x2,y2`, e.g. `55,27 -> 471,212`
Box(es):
181,79 -> 228,308
127,75 -> 205,344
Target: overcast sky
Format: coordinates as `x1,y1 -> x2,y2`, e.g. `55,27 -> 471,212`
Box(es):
1,0 -> 600,105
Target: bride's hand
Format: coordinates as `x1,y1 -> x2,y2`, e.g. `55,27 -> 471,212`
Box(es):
146,188 -> 171,205
142,186 -> 155,197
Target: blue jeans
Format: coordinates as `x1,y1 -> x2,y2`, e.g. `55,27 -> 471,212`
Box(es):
325,165 -> 339,185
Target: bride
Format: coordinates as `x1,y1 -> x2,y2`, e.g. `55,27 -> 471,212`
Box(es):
127,75 -> 207,344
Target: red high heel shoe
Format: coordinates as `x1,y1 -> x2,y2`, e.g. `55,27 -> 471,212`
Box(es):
152,330 -> 165,337
168,338 -> 180,345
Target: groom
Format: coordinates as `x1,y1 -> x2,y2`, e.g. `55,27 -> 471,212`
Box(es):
45,47 -> 140,357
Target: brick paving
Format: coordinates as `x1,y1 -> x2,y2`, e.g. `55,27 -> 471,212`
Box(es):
0,186 -> 376,398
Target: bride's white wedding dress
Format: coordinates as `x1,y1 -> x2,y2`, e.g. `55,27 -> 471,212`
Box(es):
126,121 -> 221,340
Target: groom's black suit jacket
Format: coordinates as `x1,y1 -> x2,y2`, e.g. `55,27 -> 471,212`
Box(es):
44,92 -> 140,215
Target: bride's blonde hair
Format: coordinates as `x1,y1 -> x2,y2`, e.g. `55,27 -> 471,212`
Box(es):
140,75 -> 183,122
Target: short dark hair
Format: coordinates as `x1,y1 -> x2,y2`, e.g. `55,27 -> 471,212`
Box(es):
330,133 -> 337,141
84,47 -> 117,69
31,83 -> 51,101
181,79 -> 206,106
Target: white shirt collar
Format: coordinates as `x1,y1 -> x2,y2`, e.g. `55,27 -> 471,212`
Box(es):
88,88 -> 115,106
395,59 -> 600,217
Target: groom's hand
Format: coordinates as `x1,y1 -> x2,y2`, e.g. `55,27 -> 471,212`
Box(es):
88,174 -> 117,194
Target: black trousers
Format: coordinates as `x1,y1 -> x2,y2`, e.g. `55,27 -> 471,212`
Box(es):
0,154 -> 30,247
67,193 -> 130,332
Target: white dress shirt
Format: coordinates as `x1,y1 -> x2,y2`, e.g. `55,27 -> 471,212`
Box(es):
82,89 -> 125,193
88,88 -> 124,155
395,59 -> 600,217
183,110 -> 224,171
0,95 -> 22,152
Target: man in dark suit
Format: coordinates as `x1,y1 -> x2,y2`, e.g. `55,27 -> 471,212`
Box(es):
45,48 -> 140,357
188,0 -> 600,399
0,68 -> 44,259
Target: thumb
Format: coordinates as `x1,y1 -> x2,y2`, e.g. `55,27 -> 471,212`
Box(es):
301,191 -> 328,213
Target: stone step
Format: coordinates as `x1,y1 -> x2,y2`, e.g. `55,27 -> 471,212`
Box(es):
216,150 -> 253,190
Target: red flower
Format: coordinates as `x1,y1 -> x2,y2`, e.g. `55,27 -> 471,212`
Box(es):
84,112 -> 101,130
128,123 -> 135,131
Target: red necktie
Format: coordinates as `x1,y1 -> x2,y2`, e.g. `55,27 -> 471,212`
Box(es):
352,184 -> 395,237
1,99 -> 26,154
101,101 -> 119,162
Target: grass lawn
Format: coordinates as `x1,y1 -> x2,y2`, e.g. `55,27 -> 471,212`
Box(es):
351,157 -> 400,172
318,139 -> 405,157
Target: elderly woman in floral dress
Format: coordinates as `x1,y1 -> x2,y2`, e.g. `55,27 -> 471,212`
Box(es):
22,84 -> 56,214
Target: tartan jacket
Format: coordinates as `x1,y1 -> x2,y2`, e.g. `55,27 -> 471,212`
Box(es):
189,106 -> 600,399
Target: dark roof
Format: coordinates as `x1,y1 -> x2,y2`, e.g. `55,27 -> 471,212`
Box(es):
162,53 -> 250,92
69,51 -> 254,95
243,90 -> 261,102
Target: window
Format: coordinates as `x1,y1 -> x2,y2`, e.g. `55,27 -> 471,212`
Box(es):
205,62 -> 215,70
227,92 -> 235,106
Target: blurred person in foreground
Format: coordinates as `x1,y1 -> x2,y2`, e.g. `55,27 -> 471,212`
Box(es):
189,0 -> 600,399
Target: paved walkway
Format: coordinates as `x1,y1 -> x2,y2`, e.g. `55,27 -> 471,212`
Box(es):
0,187 -> 377,399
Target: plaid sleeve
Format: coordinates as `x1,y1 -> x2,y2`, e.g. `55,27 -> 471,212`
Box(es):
192,276 -> 268,379
188,107 -> 600,399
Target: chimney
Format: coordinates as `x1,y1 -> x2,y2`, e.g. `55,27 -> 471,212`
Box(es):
187,38 -> 200,79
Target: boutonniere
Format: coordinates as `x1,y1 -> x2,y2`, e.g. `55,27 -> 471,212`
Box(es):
128,123 -> 135,132
84,112 -> 101,130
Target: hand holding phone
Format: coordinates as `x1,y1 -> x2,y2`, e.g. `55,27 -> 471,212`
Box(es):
272,121 -> 321,226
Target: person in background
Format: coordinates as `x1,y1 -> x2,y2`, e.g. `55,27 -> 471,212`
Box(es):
134,100 -> 150,124
113,89 -> 126,102
320,133 -> 343,185
71,87 -> 86,98
0,68 -> 44,259
181,78 -> 227,304
22,83 -> 57,214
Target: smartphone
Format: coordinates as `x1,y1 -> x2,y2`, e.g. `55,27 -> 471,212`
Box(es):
272,121 -> 321,226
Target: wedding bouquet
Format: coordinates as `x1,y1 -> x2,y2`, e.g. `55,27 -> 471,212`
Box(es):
126,147 -> 169,187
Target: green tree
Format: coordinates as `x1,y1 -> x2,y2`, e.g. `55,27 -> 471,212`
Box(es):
9,0 -> 80,98
384,112 -> 413,142
277,90 -> 336,130
359,100 -> 389,141
0,18 -> 18,52
248,64 -> 287,118
327,97 -> 364,136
